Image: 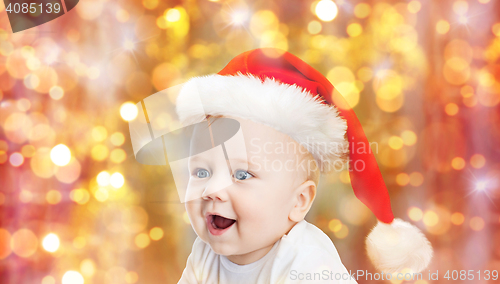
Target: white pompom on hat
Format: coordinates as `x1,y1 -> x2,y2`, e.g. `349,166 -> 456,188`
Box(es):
175,48 -> 433,273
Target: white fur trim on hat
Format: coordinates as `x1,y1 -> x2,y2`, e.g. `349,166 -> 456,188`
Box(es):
175,74 -> 348,172
366,218 -> 433,273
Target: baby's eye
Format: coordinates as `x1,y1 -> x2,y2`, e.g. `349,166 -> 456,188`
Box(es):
234,170 -> 254,181
194,168 -> 210,179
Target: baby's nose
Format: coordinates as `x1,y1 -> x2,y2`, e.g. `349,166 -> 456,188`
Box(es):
202,174 -> 232,201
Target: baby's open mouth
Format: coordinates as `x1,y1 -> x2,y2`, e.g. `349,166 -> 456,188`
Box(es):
210,214 -> 236,230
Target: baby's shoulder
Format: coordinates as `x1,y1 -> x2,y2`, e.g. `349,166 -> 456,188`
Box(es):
275,222 -> 357,283
284,222 -> 347,270
297,222 -> 341,255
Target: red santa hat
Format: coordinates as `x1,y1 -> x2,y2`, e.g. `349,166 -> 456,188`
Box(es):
175,48 -> 433,273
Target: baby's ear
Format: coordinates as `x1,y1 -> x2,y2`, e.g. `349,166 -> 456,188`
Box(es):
288,180 -> 317,222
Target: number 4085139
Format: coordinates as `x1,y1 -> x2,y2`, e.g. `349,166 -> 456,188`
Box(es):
443,270 -> 498,281
6,2 -> 62,14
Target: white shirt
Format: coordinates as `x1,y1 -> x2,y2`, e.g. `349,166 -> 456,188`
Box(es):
178,220 -> 358,284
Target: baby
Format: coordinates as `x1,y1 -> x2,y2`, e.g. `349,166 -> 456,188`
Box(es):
173,48 -> 362,283
177,115 -> 355,283
129,48 -> 433,284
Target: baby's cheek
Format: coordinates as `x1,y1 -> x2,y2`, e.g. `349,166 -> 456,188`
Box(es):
234,194 -> 266,215
185,202 -> 196,214
241,205 -> 271,229
185,203 -> 201,224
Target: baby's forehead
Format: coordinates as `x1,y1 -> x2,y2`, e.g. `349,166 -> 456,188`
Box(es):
188,117 -> 313,180
188,116 -> 308,160
235,117 -> 308,157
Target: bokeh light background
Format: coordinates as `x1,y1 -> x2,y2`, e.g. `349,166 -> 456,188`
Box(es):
1,0 -> 500,283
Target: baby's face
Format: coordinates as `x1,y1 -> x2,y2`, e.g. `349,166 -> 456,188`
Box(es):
185,117 -> 310,264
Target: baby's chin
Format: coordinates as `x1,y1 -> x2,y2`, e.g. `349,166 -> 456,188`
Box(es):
204,239 -> 239,256
199,234 -> 248,257
205,237 -> 275,261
